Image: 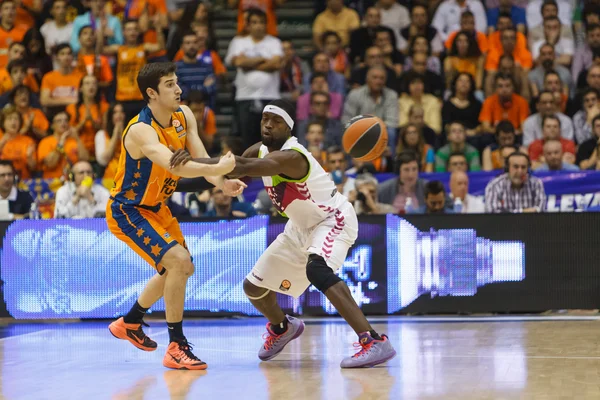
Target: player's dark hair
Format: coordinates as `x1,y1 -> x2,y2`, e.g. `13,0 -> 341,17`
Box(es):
425,180 -> 445,197
137,62 -> 177,103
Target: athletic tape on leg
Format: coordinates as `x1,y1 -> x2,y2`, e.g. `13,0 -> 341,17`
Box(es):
246,289 -> 271,300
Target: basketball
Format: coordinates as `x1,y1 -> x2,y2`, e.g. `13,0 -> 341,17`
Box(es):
342,115 -> 388,161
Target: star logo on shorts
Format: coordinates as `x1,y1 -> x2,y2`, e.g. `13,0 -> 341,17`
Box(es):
151,243 -> 162,256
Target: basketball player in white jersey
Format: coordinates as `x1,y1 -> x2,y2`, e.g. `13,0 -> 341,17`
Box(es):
170,100 -> 396,368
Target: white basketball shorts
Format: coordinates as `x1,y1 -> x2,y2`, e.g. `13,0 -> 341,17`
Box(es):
246,202 -> 358,298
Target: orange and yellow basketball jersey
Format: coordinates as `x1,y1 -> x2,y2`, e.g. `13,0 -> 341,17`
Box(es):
110,106 -> 188,207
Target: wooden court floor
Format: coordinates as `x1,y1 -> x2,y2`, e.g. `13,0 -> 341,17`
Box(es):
2,316 -> 600,400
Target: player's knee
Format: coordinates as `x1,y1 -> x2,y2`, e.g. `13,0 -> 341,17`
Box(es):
163,251 -> 194,276
243,278 -> 268,299
306,254 -> 341,293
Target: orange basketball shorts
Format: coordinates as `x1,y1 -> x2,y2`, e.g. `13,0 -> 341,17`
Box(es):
106,199 -> 188,273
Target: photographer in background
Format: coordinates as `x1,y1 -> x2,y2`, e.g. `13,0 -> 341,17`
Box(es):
54,161 -> 110,219
349,173 -> 396,215
0,160 -> 33,220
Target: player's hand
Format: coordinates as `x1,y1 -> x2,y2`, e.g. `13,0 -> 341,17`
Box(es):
169,145 -> 192,168
216,151 -> 236,174
222,178 -> 247,197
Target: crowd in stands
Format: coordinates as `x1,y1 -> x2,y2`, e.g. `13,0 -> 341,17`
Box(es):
0,0 -> 598,220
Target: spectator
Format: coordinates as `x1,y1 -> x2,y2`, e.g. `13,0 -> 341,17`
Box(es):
435,121 -> 481,172
22,29 -> 53,84
432,0 -> 487,42
572,24 -> 600,84
66,75 -> 108,156
348,7 -> 396,64
231,0 -> 282,37
225,8 -> 283,148
412,180 -> 452,214
376,0 -> 410,46
484,152 -> 546,212
73,25 -> 113,89
187,91 -> 218,156
0,59 -> 38,96
485,26 -> 533,72
401,52 -> 444,97
0,0 -> 27,68
522,91 -> 574,146
103,19 -> 164,119
322,31 -> 350,77
442,72 -> 482,138
528,0 -> 575,43
404,35 -> 442,76
11,84 -> 47,139
445,11 -> 490,54
374,28 -> 404,77
40,44 -> 83,116
313,0 -> 360,50
536,139 -> 580,171
485,54 -> 531,100
54,160 -> 110,218
168,6 -> 217,60
37,111 -> 88,179
405,104 -> 438,148
39,0 -> 85,27
444,30 -> 484,92
39,0 -> 73,57
175,31 -> 217,106
0,106 -> 35,179
531,17 -> 574,67
542,70 -> 569,113
70,0 -> 122,54
0,160 -> 32,220
573,4 -> 600,49
173,22 -> 221,66
378,151 -> 427,213
327,146 -> 354,197
526,0 -> 572,30
297,73 -> 342,121
398,4 -> 444,55
487,0 -> 526,33
482,120 -> 525,170
447,152 -> 469,172
304,122 -> 328,168
343,66 -> 399,146
399,74 -> 442,134
449,171 -> 485,213
95,102 -> 124,182
528,115 -> 576,168
349,46 -> 397,91
529,43 -> 574,99
396,123 -> 435,172
577,114 -> 600,170
204,187 -> 257,218
349,173 -> 396,215
296,91 -> 342,147
572,88 -> 600,144
280,41 -> 310,103
303,52 -> 345,97
480,72 -> 530,135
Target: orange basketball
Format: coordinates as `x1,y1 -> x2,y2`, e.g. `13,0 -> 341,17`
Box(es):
342,115 -> 388,161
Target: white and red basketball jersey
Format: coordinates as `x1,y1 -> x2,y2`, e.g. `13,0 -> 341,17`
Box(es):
259,137 -> 348,228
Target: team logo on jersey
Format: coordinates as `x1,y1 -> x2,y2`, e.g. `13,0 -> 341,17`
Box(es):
279,279 -> 291,291
172,120 -> 181,128
163,232 -> 171,239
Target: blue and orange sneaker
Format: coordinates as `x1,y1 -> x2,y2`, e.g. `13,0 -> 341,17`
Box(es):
340,332 -> 396,368
258,315 -> 305,361
108,317 -> 157,351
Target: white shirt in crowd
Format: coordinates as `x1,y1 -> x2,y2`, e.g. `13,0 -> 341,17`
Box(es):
532,38 -> 574,59
225,35 -> 283,101
39,21 -> 73,56
526,0 -> 572,28
378,2 -> 411,46
462,194 -> 486,214
54,182 -> 110,219
432,0 -> 488,41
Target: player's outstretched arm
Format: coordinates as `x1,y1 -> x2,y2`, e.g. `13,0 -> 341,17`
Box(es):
126,123 -> 235,177
230,150 -> 309,179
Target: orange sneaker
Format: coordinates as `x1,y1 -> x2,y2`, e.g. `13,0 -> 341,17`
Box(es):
163,340 -> 208,370
108,317 -> 157,352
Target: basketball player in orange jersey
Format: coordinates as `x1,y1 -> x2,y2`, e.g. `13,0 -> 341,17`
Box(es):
170,100 -> 396,368
106,62 -> 246,370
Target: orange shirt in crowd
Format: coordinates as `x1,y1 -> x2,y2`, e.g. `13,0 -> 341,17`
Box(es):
202,107 -> 217,136
445,31 -> 490,53
21,107 -> 49,135
0,68 -> 40,94
479,93 -> 530,131
0,25 -> 27,68
101,131 -> 121,180
237,0 -> 278,36
528,138 -> 576,161
0,131 -> 36,179
125,0 -> 168,59
330,50 -> 349,75
15,7 -> 34,30
172,50 -> 227,75
37,135 -> 79,179
115,45 -> 145,102
446,57 -> 478,78
66,100 -> 109,154
76,54 -> 114,85
40,70 -> 84,105
485,31 -> 532,71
